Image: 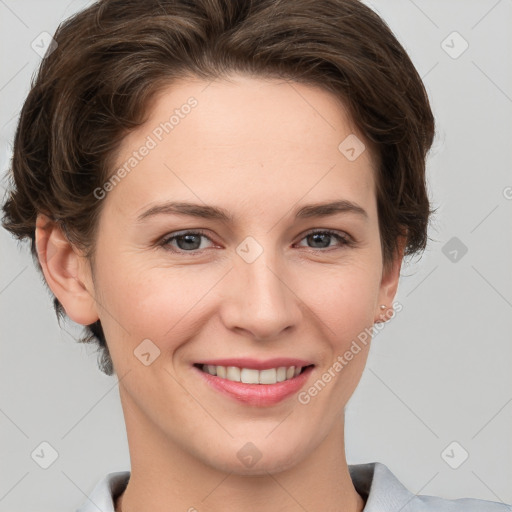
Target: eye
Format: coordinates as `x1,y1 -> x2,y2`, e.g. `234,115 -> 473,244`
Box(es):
295,229 -> 354,251
159,228 -> 354,255
159,230 -> 215,254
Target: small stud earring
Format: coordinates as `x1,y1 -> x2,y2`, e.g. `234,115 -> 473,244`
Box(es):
380,304 -> 386,310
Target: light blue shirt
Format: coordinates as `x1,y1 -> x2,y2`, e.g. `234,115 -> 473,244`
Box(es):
76,461 -> 512,511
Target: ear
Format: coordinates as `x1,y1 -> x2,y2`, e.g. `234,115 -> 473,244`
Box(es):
35,213 -> 99,325
374,236 -> 406,323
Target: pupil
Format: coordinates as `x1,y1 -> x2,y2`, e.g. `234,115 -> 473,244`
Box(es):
178,234 -> 200,250
309,233 -> 330,249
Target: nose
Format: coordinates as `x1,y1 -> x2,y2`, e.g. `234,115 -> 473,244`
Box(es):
220,247 -> 303,341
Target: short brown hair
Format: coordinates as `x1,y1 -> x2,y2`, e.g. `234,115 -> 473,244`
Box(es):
1,0 -> 435,375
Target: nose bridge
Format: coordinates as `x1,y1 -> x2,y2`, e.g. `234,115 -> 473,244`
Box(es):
243,249 -> 284,305
223,235 -> 301,338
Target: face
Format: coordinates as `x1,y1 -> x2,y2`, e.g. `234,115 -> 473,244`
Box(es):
39,74 -> 401,475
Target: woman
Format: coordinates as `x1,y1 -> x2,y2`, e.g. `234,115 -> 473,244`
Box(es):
2,0 -> 510,511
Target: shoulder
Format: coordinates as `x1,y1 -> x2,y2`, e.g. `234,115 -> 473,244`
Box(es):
348,462 -> 512,512
76,471 -> 130,512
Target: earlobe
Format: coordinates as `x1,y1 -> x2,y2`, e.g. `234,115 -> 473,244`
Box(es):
35,213 -> 99,326
374,237 -> 406,323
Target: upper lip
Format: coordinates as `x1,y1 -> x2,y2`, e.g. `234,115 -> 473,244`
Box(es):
194,358 -> 314,370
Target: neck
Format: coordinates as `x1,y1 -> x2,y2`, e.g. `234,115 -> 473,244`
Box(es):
116,394 -> 365,512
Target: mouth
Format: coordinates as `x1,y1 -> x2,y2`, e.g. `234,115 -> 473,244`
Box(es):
193,363 -> 314,384
192,361 -> 315,406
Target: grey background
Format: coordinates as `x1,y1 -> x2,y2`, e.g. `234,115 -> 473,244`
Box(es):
1,0 -> 511,510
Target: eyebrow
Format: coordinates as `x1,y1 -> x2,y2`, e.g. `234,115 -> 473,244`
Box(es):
136,199 -> 368,223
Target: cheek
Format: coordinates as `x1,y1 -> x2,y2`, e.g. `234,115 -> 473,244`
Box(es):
295,256 -> 382,334
96,260 -> 220,360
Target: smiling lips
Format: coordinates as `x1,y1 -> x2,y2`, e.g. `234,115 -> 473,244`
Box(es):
193,358 -> 315,406
201,363 -> 305,383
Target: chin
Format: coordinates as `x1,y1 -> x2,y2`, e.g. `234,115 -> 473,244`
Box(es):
198,439 -> 307,476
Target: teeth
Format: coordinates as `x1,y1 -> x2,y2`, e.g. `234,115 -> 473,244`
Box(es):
241,368 -> 259,384
276,367 -> 287,382
259,368 -> 276,384
201,364 -> 306,384
226,366 -> 241,382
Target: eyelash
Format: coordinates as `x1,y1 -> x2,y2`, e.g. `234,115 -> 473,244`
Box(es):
158,229 -> 355,255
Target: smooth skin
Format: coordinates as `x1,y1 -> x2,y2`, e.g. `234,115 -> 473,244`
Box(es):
36,74 -> 403,512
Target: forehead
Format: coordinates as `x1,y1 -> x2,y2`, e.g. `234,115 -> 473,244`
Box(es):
107,75 -> 377,219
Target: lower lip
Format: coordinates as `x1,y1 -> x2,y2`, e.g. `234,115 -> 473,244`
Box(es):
193,365 -> 314,406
